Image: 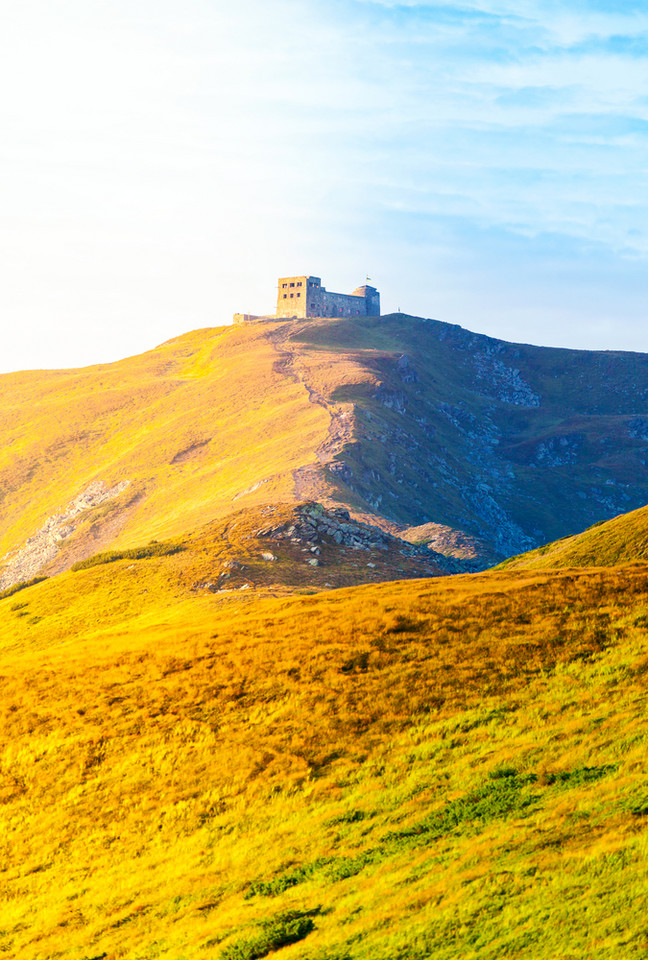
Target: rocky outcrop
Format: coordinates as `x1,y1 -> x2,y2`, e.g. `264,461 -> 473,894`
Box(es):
472,349 -> 541,407
399,520 -> 502,570
534,434 -> 583,466
0,480 -> 130,589
254,502 -> 448,573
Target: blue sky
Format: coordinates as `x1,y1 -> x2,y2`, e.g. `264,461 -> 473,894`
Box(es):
1,0 -> 647,370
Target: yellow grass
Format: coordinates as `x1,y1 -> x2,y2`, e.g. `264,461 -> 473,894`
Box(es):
4,317 -> 648,957
500,502 -> 648,570
2,552 -> 648,958
0,322 -> 336,569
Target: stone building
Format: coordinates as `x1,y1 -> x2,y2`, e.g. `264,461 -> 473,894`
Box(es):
275,276 -> 380,319
233,276 -> 380,323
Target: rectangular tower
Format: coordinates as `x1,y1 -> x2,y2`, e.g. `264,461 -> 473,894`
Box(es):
276,276 -> 316,318
352,284 -> 380,316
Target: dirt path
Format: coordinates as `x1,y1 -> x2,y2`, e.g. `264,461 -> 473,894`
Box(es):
270,324 -> 356,501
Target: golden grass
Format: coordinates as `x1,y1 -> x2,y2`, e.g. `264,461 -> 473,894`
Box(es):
7,315 -> 648,959
0,322 -> 332,570
5,312 -> 648,592
499,502 -> 648,570
2,555 -> 648,958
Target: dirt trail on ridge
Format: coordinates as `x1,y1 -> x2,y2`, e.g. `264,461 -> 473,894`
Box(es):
269,324 -> 369,503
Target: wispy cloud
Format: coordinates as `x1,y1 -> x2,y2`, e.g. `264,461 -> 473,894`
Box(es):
0,0 -> 647,370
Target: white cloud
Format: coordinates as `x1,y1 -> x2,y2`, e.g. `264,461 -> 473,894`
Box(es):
0,0 -> 647,371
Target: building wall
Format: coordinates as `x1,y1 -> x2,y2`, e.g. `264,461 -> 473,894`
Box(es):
276,276 -> 380,319
276,276 -> 312,318
307,289 -> 367,317
352,285 -> 380,316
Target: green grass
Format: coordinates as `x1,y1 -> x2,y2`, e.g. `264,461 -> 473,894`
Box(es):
0,575 -> 48,600
499,503 -> 648,570
3,556 -> 648,958
70,540 -> 185,571
220,911 -> 319,960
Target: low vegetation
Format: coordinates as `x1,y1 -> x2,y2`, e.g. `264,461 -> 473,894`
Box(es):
2,313 -> 648,587
499,502 -> 648,569
5,297 -> 648,960
71,540 -> 184,571
220,911 -> 319,960
0,575 -> 48,600
2,552 -> 648,958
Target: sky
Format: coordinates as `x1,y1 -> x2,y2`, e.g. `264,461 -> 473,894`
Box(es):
1,0 -> 648,372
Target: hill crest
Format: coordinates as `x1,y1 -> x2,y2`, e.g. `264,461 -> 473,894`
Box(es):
3,312 -> 648,587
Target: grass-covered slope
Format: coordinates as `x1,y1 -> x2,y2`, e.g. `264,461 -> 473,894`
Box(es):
0,501 -> 445,658
3,555 -> 648,959
4,312 -> 648,586
0,323 -> 331,584
292,314 -> 648,557
498,502 -> 648,570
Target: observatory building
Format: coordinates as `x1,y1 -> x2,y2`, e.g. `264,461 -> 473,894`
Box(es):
276,275 -> 380,319
233,275 -> 380,323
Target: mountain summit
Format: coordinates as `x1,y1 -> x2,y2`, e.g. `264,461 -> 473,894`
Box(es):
2,312 -> 648,587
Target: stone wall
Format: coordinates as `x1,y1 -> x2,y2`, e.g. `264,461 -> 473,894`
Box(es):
352,284 -> 380,315
277,276 -> 312,317
276,275 -> 380,319
307,288 -> 368,318
233,314 -> 276,324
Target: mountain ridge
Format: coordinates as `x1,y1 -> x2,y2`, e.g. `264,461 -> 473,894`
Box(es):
3,312 -> 648,588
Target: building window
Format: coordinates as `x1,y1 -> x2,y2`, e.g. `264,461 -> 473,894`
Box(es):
290,282 -> 295,287
283,294 -> 287,299
282,283 -> 287,288
297,292 -> 301,297
290,293 -> 294,298
297,281 -> 302,287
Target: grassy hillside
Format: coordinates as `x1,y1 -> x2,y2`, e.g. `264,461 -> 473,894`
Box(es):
498,503 -> 648,570
4,315 -> 648,588
0,323 -> 332,583
293,314 -> 648,555
7,317 -> 648,959
0,501 -> 445,658
3,549 -> 648,959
